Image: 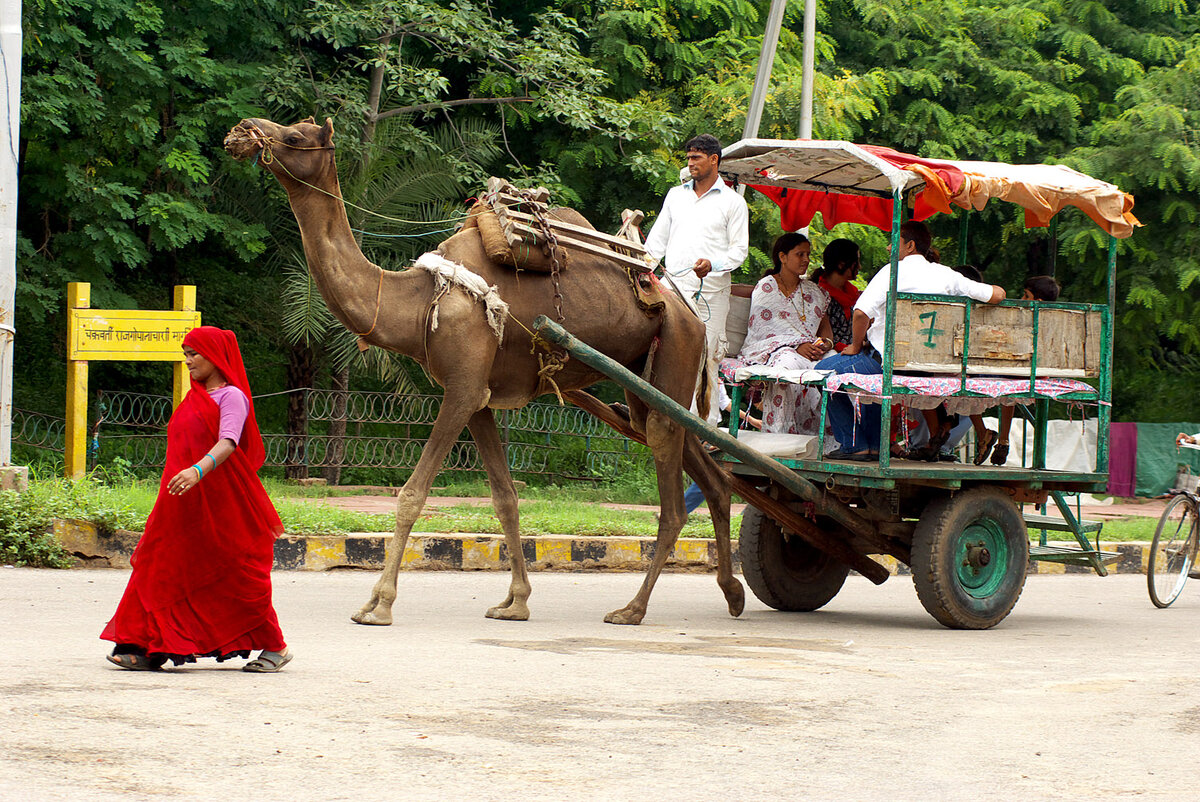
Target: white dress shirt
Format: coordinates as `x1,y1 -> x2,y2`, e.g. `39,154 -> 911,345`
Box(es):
855,254 -> 996,354
644,178 -> 749,277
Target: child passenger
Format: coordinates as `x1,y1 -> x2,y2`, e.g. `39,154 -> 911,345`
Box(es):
969,274 -> 1062,466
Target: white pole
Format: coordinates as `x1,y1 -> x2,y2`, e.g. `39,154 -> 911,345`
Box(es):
742,0 -> 788,143
799,0 -> 816,138
0,0 -> 21,471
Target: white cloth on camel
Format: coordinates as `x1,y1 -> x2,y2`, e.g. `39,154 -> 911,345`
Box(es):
414,252 -> 509,341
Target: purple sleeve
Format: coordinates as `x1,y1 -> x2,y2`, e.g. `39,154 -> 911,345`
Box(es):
213,386 -> 249,445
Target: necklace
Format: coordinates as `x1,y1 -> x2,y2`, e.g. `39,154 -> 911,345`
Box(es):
773,276 -> 816,338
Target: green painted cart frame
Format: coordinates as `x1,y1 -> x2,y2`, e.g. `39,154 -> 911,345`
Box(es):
547,140 -> 1133,628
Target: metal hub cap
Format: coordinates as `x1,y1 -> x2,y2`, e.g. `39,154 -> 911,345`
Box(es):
956,519 -> 1010,598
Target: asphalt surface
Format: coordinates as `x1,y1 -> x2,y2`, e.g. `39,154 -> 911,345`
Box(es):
2,567 -> 1198,800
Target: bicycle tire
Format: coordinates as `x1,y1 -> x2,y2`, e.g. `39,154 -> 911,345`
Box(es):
1148,494 -> 1198,608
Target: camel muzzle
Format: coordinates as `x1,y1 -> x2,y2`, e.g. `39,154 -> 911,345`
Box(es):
223,121 -> 266,161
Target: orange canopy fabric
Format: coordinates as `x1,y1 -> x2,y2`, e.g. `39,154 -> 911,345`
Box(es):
745,143 -> 1139,238
945,160 -> 1140,239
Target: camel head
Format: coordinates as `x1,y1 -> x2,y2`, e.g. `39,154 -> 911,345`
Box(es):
224,117 -> 337,190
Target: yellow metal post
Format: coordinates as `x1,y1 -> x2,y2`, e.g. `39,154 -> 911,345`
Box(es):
172,285 -> 197,408
65,283 -> 90,479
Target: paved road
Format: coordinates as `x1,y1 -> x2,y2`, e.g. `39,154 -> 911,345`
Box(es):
2,567 -> 1197,801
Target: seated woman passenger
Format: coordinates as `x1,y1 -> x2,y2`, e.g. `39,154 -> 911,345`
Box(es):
812,239 -> 862,352
734,232 -> 836,434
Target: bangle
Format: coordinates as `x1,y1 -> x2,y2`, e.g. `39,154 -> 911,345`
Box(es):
192,463 -> 204,480
204,453 -> 217,467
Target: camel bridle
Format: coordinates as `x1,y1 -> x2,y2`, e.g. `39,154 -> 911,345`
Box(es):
241,123 -> 335,166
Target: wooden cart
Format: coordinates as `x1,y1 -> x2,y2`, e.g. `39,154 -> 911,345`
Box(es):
538,139 -> 1137,629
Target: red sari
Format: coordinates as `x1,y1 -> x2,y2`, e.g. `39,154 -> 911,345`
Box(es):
101,327 -> 285,662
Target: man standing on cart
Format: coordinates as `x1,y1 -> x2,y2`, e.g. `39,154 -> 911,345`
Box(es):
817,221 -> 1005,460
645,134 -> 749,425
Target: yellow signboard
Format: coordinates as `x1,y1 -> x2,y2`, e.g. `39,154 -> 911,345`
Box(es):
65,282 -> 200,478
68,309 -> 203,361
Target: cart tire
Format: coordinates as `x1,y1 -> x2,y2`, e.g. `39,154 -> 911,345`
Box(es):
1148,494 -> 1197,608
739,505 -> 850,612
911,488 -> 1028,629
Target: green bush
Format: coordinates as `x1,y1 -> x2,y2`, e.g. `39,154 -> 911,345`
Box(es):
0,476 -> 152,568
0,490 -> 70,567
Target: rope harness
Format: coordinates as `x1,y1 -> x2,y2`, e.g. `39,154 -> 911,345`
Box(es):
241,124 -> 667,405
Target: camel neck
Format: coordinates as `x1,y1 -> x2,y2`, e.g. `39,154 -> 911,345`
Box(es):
288,183 -> 400,338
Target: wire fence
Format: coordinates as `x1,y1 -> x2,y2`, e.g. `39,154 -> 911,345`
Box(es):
13,388 -> 648,480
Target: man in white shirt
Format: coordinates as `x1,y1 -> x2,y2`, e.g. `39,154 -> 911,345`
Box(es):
815,221 -> 1005,460
644,134 -> 749,425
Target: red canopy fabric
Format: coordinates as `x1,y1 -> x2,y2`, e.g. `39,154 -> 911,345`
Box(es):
749,145 -> 968,232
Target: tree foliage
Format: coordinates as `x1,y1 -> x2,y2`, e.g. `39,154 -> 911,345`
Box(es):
12,0 -> 1200,424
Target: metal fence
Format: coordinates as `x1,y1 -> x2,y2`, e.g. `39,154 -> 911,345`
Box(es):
12,408 -> 66,453
14,388 -> 648,480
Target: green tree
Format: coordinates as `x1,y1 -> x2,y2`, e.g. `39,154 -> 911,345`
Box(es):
16,0 -> 303,419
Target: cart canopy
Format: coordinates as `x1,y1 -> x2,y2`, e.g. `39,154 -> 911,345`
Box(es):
720,138 -> 1139,239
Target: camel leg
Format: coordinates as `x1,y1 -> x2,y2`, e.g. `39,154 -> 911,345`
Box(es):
352,395 -> 484,626
563,389 -> 742,616
467,408 -> 531,620
604,408 -> 687,625
681,434 -> 744,617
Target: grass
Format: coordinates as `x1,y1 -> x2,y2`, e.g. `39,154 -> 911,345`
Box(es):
0,475 -> 1172,569
408,501 -> 736,539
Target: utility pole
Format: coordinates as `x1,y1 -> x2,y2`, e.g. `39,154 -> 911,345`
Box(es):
741,0 -> 788,144
0,0 -> 26,490
799,0 -> 816,138
743,0 -> 817,141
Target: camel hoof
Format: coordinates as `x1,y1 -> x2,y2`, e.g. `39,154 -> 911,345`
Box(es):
351,609 -> 393,626
603,608 -> 645,625
485,604 -> 530,621
725,580 -> 746,618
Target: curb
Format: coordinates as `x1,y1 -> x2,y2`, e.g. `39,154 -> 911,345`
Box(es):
52,518 -> 1158,576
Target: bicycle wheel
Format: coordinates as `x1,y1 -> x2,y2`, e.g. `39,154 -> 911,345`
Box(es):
1148,495 -> 1198,608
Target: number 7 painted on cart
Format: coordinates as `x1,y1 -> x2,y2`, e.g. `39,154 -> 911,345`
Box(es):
918,311 -> 944,348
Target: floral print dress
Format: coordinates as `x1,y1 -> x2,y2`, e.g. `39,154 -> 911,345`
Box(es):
736,275 -> 830,434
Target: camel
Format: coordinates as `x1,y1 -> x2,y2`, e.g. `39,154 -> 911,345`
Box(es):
224,117 -> 744,625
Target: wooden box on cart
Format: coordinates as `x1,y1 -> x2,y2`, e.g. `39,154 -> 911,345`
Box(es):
891,298 -> 1102,378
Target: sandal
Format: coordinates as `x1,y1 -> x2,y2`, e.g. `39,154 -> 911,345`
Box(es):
243,648 -> 293,673
973,429 -> 998,466
107,651 -> 165,671
990,442 -> 1010,466
904,445 -> 940,462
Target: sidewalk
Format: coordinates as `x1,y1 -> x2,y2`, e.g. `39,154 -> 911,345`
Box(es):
300,491 -> 1171,522
53,491 -> 1167,576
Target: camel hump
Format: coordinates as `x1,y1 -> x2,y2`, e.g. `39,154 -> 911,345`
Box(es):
548,207 -> 594,230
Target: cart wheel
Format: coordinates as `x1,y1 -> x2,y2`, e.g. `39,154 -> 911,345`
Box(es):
1148,494 -> 1198,608
911,488 -> 1028,629
739,505 -> 850,612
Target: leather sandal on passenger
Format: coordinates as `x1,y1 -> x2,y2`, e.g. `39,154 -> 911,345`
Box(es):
107,651 -> 166,671
990,442 -> 1010,466
243,648 -> 293,673
974,429 -> 998,466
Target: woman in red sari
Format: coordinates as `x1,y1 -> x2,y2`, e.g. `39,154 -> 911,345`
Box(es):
102,326 -> 291,672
